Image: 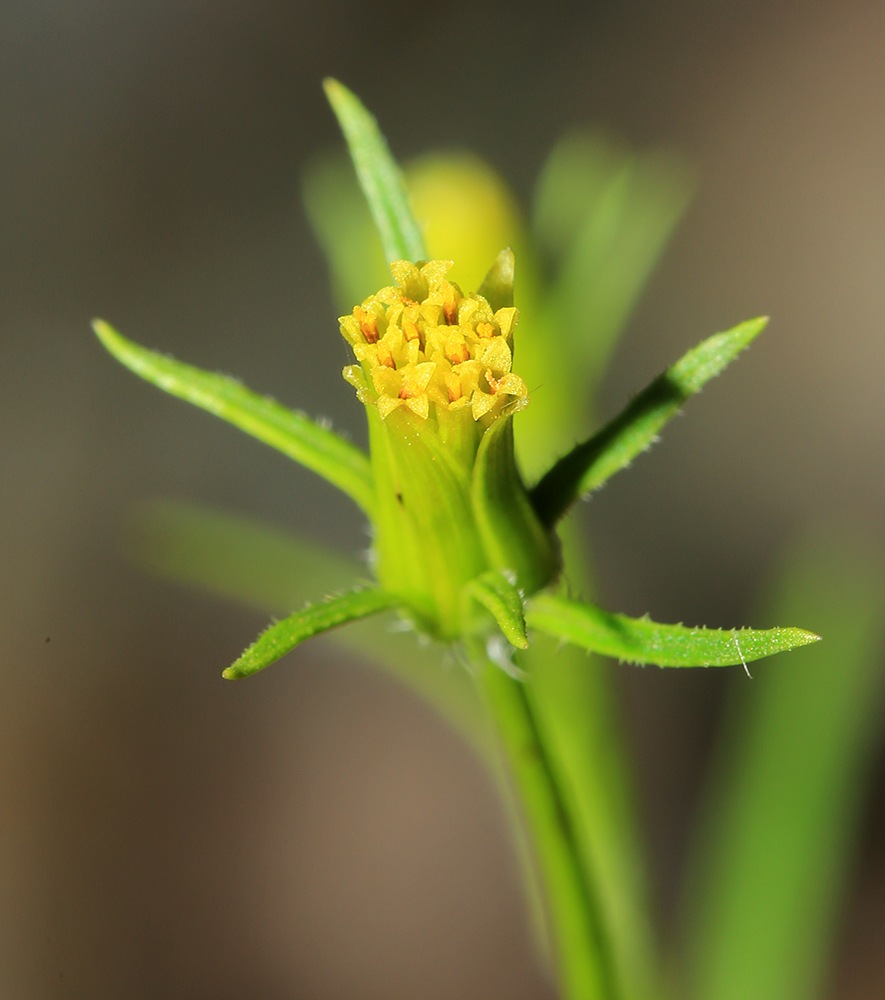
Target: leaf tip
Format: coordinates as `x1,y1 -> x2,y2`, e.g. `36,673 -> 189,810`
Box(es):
92,317 -> 117,345
92,318 -> 132,364
322,78 -> 367,126
223,656 -> 259,680
322,77 -> 346,104
793,628 -> 822,648
740,315 -> 770,342
719,315 -> 769,356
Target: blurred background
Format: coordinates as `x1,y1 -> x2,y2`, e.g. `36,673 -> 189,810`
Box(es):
2,1 -> 885,997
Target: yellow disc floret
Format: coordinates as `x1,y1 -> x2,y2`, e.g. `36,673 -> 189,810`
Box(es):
340,260 -> 528,425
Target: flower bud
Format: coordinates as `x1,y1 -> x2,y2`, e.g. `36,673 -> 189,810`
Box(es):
339,259 -> 559,639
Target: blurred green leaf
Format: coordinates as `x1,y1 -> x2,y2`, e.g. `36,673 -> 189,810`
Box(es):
302,151 -> 389,309
682,524 -> 885,1000
515,133 -> 693,481
534,130 -> 631,263
127,499 -> 361,613
126,500 -> 490,754
466,570 -> 528,650
224,587 -> 397,679
94,320 -> 375,516
323,78 -> 426,265
535,132 -> 694,385
527,592 -> 819,667
530,317 -> 767,525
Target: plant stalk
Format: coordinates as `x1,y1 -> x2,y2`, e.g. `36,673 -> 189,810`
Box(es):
470,640 -> 620,1000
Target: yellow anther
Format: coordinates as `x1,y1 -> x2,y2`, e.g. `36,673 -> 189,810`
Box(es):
354,306 -> 379,344
445,372 -> 463,402
445,340 -> 470,365
441,283 -> 459,325
339,260 -> 528,424
376,342 -> 396,370
398,362 -> 435,400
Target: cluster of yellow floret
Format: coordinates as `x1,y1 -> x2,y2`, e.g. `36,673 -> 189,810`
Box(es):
339,260 -> 529,423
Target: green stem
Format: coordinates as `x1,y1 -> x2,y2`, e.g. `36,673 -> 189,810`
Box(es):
470,640 -> 620,1000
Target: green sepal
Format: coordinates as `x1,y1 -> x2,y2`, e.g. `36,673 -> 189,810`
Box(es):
223,587 -> 398,680
477,248 -> 515,311
530,317 -> 768,527
472,413 -> 560,596
93,320 -> 376,516
526,592 -> 820,668
323,78 -> 426,265
465,569 -> 529,649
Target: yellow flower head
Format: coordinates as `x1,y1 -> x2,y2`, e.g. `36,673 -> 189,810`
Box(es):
339,260 -> 528,425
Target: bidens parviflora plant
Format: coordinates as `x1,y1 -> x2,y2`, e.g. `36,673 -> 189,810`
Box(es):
339,256 -> 558,642
92,81 -> 818,683
92,78 -> 822,1000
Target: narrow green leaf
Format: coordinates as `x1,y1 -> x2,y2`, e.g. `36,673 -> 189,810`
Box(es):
526,593 -> 819,668
127,500 -> 491,756
323,78 -> 426,265
682,524 -> 885,1000
93,320 -> 375,516
533,130 -> 629,264
466,569 -> 528,649
224,587 -> 398,680
530,317 -> 767,527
